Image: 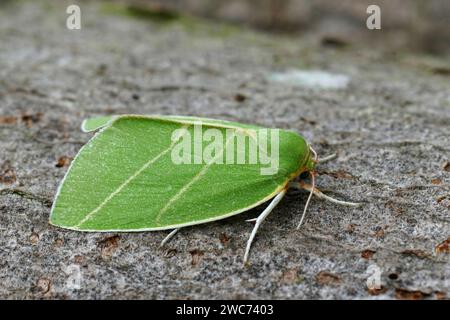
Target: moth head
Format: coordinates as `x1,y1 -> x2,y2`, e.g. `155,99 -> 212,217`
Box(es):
305,145 -> 318,173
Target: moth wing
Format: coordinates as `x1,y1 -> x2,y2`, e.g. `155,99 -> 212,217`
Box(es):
51,115 -> 306,231
81,115 -> 116,132
81,114 -> 263,133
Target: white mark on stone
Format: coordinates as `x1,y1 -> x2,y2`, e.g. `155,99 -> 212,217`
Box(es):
269,70 -> 350,89
65,264 -> 82,290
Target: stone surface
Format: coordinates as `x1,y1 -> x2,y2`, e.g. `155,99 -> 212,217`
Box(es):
142,0 -> 450,55
0,0 -> 449,299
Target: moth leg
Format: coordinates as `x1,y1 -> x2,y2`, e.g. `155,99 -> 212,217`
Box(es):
318,153 -> 337,163
243,189 -> 287,265
289,181 -> 361,207
160,228 -> 179,247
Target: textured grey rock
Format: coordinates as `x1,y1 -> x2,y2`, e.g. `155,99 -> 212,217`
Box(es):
0,1 -> 449,299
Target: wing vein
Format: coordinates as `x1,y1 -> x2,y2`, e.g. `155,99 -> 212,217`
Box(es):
74,124 -> 189,228
155,134 -> 236,224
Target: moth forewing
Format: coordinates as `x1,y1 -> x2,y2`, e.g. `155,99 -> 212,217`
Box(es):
50,115 -> 308,232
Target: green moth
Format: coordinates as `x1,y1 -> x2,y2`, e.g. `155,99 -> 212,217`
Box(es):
50,115 -> 359,264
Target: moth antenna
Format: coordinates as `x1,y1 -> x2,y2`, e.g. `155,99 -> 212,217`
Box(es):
310,146 -> 318,163
318,153 -> 337,163
291,181 -> 362,207
296,146 -> 318,230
